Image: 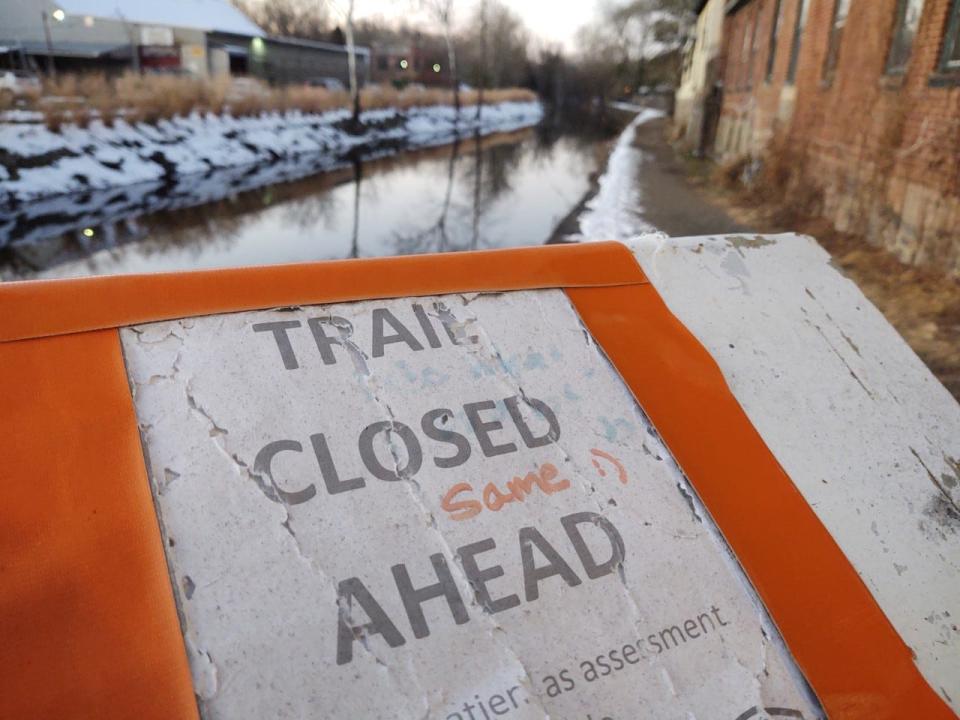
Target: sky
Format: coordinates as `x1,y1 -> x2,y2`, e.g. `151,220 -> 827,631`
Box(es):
349,0 -> 601,53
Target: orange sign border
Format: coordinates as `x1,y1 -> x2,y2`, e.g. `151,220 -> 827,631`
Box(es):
0,242 -> 953,719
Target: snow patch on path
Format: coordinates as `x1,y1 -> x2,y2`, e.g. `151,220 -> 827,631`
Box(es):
571,107 -> 664,241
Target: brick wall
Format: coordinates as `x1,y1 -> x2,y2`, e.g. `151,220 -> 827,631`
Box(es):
716,0 -> 808,157
716,0 -> 960,274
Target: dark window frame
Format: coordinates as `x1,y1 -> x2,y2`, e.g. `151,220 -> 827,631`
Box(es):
786,0 -> 810,84
822,0 -> 851,85
939,0 -> 960,72
766,0 -> 785,82
929,0 -> 960,85
885,0 -> 925,76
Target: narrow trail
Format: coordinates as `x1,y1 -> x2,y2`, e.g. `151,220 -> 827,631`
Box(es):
559,105 -> 747,243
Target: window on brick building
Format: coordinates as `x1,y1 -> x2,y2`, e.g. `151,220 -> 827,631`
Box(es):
766,0 -> 785,82
940,0 -> 960,72
822,0 -> 851,84
786,0 -> 810,83
886,0 -> 926,74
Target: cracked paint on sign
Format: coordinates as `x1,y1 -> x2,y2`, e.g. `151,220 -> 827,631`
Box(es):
121,289 -> 820,719
633,233 -> 960,712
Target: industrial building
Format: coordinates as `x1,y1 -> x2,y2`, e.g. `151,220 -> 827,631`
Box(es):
0,0 -> 369,85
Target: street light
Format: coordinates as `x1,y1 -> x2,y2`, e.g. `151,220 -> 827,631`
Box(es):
52,8 -> 65,21
399,59 -> 408,69
432,63 -> 440,73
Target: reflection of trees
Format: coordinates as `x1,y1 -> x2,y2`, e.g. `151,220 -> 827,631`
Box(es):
391,138 -> 462,255
2,125 -> 573,278
349,157 -> 361,258
471,131 -> 483,250
280,181 -> 339,233
389,129 -> 537,255
479,141 -> 522,203
0,243 -> 45,279
1,218 -> 150,279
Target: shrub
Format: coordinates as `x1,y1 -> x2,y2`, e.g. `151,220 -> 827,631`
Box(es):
22,73 -> 538,130
41,104 -> 66,133
713,155 -> 750,192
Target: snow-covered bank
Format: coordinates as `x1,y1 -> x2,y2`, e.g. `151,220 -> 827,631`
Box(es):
0,101 -> 542,207
571,107 -> 664,241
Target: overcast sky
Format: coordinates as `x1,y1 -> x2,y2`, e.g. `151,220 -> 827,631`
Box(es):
348,0 -> 601,52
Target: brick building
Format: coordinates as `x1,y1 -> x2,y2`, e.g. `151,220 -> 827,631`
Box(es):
714,0 -> 960,274
371,39 -> 451,88
674,0 -> 726,154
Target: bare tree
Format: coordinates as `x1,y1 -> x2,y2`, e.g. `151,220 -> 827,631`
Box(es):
485,2 -> 529,87
424,0 -> 460,117
349,156 -> 362,258
324,0 -> 362,127
474,0 -> 487,123
470,133 -> 483,249
234,0 -> 329,39
392,140 -> 461,253
343,0 -> 361,126
606,0 -> 697,89
462,1 -> 528,92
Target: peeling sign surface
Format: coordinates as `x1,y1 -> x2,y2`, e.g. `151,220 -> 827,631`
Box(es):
631,233 -> 960,713
121,289 -> 820,719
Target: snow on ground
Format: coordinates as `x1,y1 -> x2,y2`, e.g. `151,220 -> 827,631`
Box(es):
572,107 -> 664,241
0,101 -> 542,206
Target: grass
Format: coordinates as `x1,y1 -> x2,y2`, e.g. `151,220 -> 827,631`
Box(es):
28,73 -> 536,132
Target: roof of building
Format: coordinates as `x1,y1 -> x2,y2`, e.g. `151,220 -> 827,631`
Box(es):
55,0 -> 264,37
265,35 -> 370,57
5,39 -> 133,58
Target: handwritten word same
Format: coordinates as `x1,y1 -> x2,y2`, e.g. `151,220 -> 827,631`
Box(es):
441,450 -> 628,521
441,463 -> 571,520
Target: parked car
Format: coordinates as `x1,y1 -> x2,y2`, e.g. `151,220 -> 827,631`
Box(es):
306,77 -> 345,91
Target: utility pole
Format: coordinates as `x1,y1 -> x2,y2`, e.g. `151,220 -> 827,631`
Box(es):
41,10 -> 56,80
344,0 -> 360,126
475,0 -> 486,123
117,10 -> 140,73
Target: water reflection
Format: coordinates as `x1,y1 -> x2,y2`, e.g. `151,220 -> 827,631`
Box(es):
0,121 -> 606,280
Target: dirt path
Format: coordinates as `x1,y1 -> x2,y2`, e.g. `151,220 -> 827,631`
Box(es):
550,111 -> 749,242
630,117 -> 750,236
552,112 -> 958,402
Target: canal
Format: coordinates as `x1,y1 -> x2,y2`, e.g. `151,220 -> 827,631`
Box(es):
0,116 -> 619,280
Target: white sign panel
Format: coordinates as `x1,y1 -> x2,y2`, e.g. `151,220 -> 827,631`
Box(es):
121,289 -> 820,719
140,26 -> 175,47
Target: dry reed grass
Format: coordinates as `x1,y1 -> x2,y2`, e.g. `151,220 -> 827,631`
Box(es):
30,73 -> 536,132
